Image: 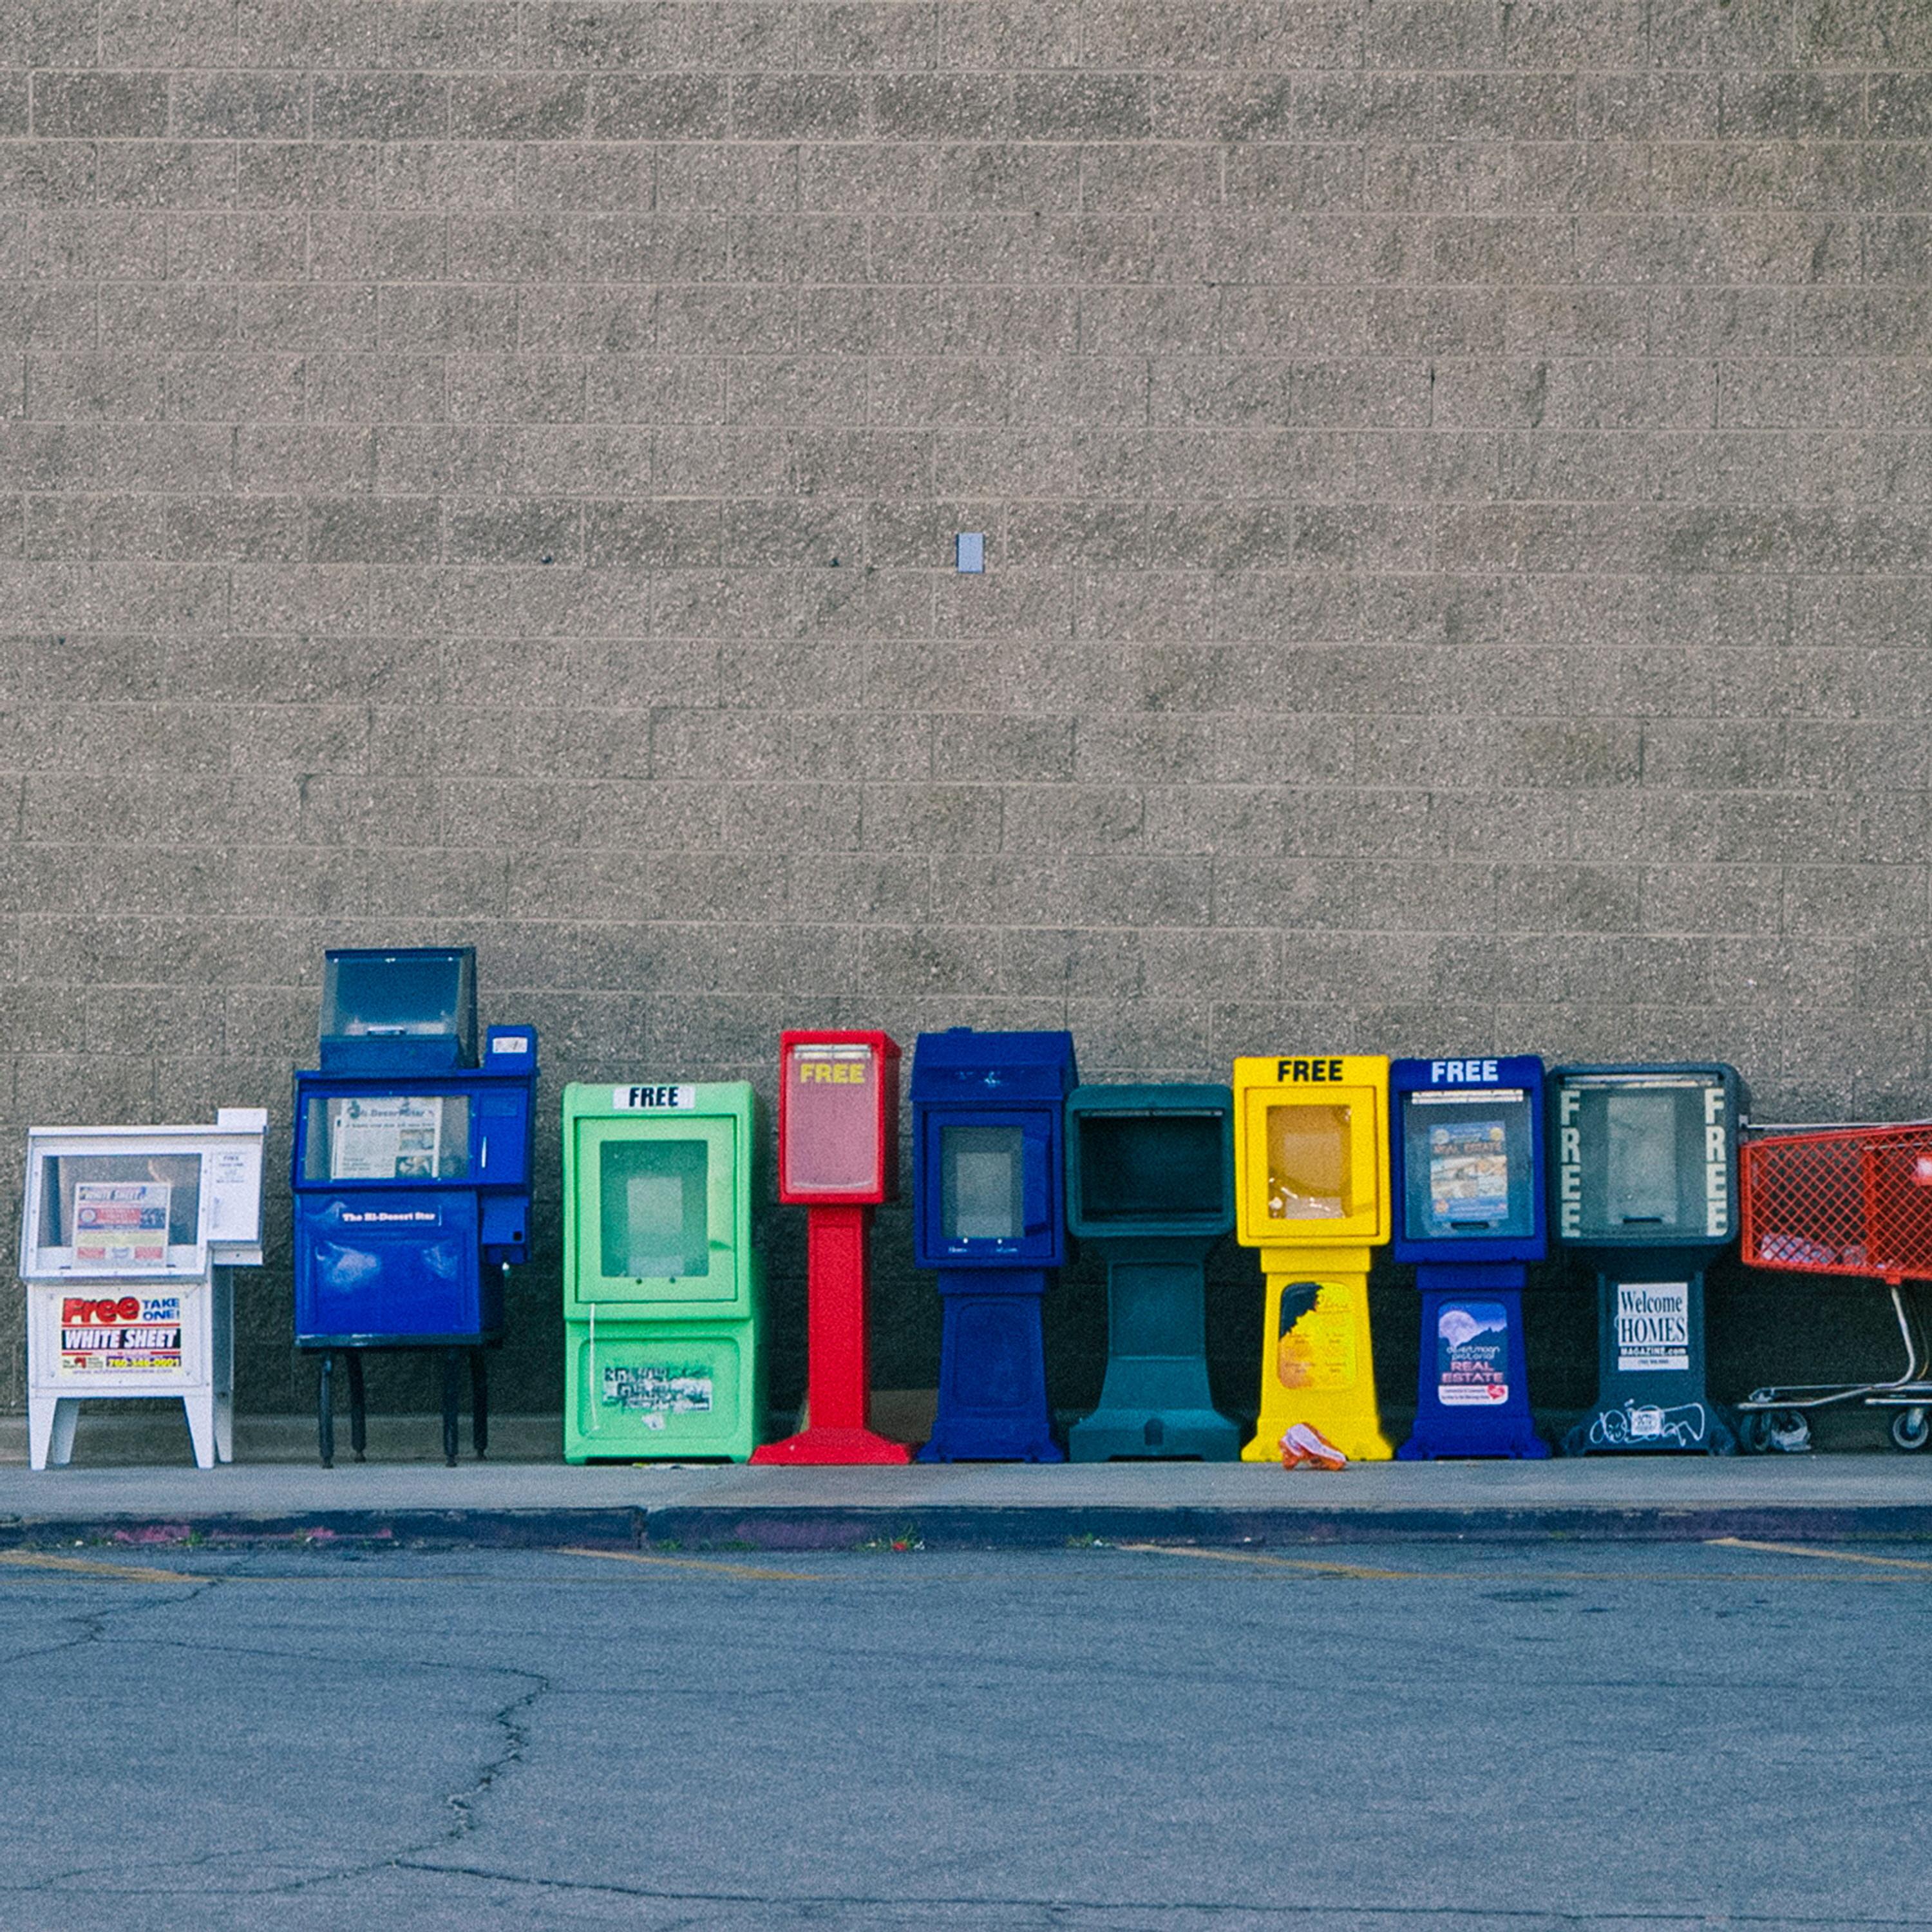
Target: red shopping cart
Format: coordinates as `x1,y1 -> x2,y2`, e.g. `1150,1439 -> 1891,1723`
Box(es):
1737,1122 -> 1932,1452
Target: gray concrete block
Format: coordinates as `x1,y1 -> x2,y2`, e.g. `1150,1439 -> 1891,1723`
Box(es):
513,144 -> 649,211
1495,863 -> 1643,934
932,716 -> 1074,782
583,211 -> 729,281
100,0 -> 242,62
171,73 -> 310,140
1795,0 -> 1932,68
875,75 -> 1010,140
732,75 -> 868,140
381,0 -> 520,69
799,142 -> 938,213
1007,500 -> 1146,567
1226,143 -> 1361,210
589,73 -> 729,140
312,73 -> 450,142
308,495 -> 440,564
309,213 -> 446,283
160,213 -> 302,283
448,75 -> 589,141
237,424 -> 373,493
0,143 -> 108,209
940,0 -> 1081,68
1081,144 -> 1220,212
0,0 -> 100,68
377,285 -> 519,352
1501,0 -> 1643,67
1014,74 -> 1151,140
657,144 -> 799,210
804,1 -> 939,70
1295,72 -> 1440,139
32,71 -> 169,140
240,285 -> 379,350
233,140 -> 380,211
379,139 -> 518,210
718,497 -> 862,564
1359,0 -> 1501,68
861,782 -> 1001,851
26,211 -> 164,283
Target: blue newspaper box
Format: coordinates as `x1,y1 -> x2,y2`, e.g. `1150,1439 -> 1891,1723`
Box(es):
291,947 -> 537,1466
912,1028 -> 1076,1462
1390,1056 -> 1549,1459
1551,1064 -> 1743,1455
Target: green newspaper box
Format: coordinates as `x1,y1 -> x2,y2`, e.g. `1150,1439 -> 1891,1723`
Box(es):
562,1081 -> 764,1462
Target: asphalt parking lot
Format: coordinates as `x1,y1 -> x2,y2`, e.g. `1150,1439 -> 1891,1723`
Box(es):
1,1536 -> 1925,1931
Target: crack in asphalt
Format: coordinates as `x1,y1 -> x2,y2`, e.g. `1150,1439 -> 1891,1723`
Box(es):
0,1578 -> 554,1904
0,1577 -> 222,1672
370,1859 -> 1932,1931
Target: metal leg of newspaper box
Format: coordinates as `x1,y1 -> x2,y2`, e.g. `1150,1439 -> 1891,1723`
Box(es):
346,1350 -> 367,1463
440,1349 -> 461,1468
317,1353 -> 336,1470
471,1349 -> 489,1461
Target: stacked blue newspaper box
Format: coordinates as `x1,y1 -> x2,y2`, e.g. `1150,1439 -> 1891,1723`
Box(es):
291,947 -> 537,1466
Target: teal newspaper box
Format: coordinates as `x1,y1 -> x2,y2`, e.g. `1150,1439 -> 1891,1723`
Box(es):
1065,1084 -> 1240,1461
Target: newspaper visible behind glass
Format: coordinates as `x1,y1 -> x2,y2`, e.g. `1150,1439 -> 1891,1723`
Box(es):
328,1095 -> 444,1180
72,1181 -> 172,1267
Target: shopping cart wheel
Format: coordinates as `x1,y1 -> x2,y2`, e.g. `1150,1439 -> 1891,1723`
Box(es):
1768,1409 -> 1812,1454
1736,1412 -> 1770,1454
1890,1408 -> 1930,1452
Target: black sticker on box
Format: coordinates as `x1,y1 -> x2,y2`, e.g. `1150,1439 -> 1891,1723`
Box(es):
601,1364 -> 713,1424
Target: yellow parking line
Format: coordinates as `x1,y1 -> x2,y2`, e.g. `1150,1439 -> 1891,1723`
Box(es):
1113,1543 -> 1418,1580
556,1546 -> 817,1582
1709,1537 -> 1932,1575
0,1551 -> 193,1585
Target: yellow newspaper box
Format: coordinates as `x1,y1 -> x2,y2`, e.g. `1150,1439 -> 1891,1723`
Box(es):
1233,1055 -> 1393,1462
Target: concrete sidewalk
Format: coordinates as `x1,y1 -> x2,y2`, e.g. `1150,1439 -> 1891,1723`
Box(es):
3,1441 -> 1930,1551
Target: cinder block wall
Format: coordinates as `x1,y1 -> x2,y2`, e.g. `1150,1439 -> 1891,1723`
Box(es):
1,0 -> 1927,1433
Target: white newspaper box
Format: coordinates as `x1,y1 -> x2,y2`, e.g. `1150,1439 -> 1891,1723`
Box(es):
19,1109 -> 268,1471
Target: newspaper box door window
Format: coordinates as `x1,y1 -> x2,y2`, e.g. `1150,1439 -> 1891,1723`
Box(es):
783,1041 -> 882,1197
1267,1105 -> 1351,1222
585,1129 -> 741,1300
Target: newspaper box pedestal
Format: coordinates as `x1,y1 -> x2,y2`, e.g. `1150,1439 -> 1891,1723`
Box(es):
20,1110 -> 269,1471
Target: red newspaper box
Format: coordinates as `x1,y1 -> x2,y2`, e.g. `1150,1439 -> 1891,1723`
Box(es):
752,1031 -> 908,1464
